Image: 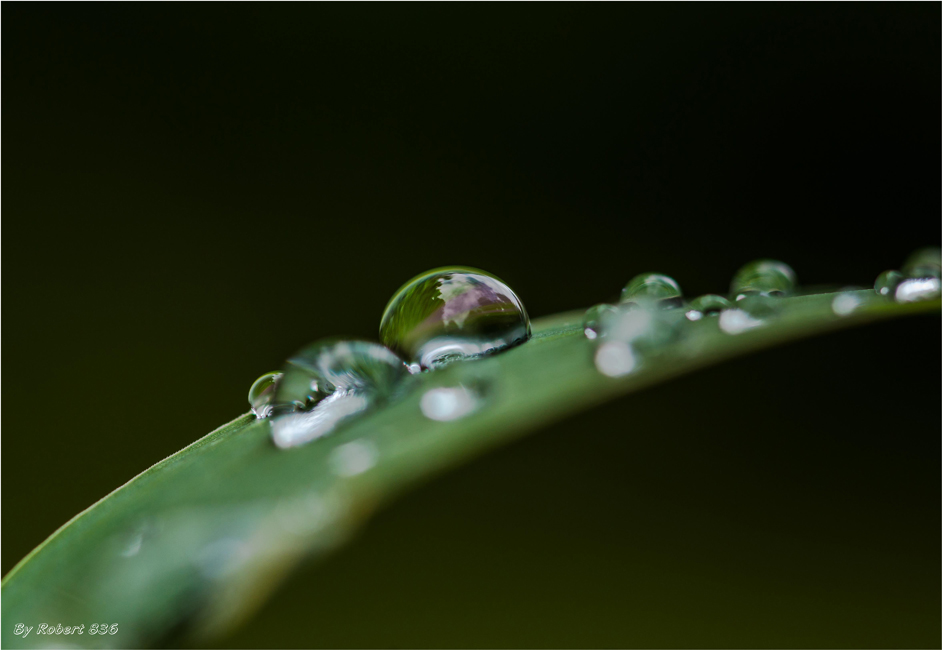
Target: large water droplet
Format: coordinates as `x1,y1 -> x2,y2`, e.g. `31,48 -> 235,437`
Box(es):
379,267 -> 530,369
874,270 -> 904,297
902,246 -> 941,280
620,272 -> 683,308
730,259 -> 797,300
248,372 -> 282,419
270,340 -> 410,448
582,303 -> 619,339
685,294 -> 732,321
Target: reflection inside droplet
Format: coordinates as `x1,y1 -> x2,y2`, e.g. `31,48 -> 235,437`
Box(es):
380,267 -> 531,369
620,272 -> 684,309
874,270 -> 904,298
269,339 -> 411,448
895,277 -> 942,303
594,341 -> 638,377
685,294 -> 732,321
583,303 -> 619,340
271,391 -> 370,449
420,385 -> 481,421
730,259 -> 797,300
248,371 -> 282,419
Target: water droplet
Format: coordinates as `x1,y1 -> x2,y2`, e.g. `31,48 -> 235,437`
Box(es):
420,385 -> 483,421
902,246 -> 941,279
831,291 -> 864,316
603,304 -> 679,351
582,303 -> 619,339
685,294 -> 732,321
730,259 -> 797,300
270,340 -> 410,448
119,520 -> 157,558
874,270 -> 904,297
718,308 -> 765,335
122,531 -> 144,558
594,341 -> 638,378
620,273 -> 683,308
379,267 -> 531,369
329,440 -> 379,477
248,372 -> 282,418
894,276 -> 942,303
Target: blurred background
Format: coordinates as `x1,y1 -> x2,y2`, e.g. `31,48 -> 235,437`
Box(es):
4,5 -> 940,647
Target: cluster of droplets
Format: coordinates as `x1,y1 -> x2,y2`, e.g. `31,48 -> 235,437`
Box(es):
247,267 -> 530,448
583,259 -> 796,345
874,247 -> 941,304
585,247 -> 940,380
245,248 -> 939,449
586,261 -> 792,376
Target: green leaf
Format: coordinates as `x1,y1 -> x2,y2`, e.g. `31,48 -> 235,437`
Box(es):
2,290 -> 938,648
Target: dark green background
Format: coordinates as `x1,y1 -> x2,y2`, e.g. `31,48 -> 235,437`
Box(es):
4,5 -> 940,648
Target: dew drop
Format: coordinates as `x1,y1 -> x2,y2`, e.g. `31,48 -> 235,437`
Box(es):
718,308 -> 765,335
379,267 -> 531,370
603,304 -> 678,350
247,372 -> 282,419
594,341 -> 638,378
874,270 -> 904,297
270,340 -> 410,449
583,303 -> 619,339
895,276 -> 942,303
420,384 -> 483,421
730,259 -> 797,300
831,291 -> 864,316
902,246 -> 941,280
620,272 -> 683,308
685,294 -> 732,321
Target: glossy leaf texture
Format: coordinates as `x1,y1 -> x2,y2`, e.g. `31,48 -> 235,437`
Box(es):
2,290 -> 939,648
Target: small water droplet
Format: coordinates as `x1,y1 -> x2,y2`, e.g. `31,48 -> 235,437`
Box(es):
894,276 -> 942,303
594,341 -> 638,377
119,520 -> 156,558
420,385 -> 483,421
730,259 -> 797,300
582,303 -> 619,339
831,291 -> 864,316
685,294 -> 732,321
902,246 -> 941,280
603,304 -> 680,352
718,308 -> 765,335
270,340 -> 410,449
380,267 -> 531,369
248,372 -> 282,418
874,270 -> 904,297
329,440 -> 379,477
620,273 -> 683,308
